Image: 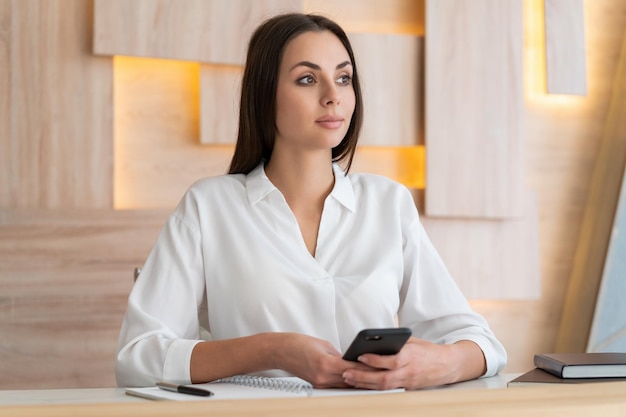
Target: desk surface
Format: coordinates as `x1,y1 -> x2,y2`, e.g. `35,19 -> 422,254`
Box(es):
0,374 -> 515,406
2,375 -> 626,417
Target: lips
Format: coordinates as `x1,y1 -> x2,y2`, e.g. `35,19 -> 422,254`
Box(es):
316,116 -> 344,129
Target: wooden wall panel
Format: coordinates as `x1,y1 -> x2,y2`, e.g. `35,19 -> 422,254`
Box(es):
544,0 -> 587,95
1,294 -> 125,389
422,193 -> 540,300
556,25 -> 626,353
0,0 -> 113,209
0,209 -> 168,389
425,0 -> 524,218
304,0 -> 424,34
349,33 -> 422,146
93,0 -> 303,65
0,1 -> 9,206
200,65 -> 242,145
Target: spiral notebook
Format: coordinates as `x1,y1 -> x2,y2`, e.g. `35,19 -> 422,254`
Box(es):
125,375 -> 403,401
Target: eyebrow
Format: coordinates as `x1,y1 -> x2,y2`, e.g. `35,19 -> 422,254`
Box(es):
290,60 -> 352,71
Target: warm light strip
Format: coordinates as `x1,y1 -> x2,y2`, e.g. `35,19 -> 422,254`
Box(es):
354,146 -> 425,189
114,56 -> 201,209
524,0 -> 547,97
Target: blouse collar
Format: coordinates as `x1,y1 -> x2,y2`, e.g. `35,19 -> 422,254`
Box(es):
245,162 -> 355,212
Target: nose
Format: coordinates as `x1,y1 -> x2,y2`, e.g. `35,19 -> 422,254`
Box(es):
321,81 -> 340,106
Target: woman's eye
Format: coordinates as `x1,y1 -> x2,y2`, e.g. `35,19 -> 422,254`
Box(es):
297,75 -> 315,85
337,75 -> 352,85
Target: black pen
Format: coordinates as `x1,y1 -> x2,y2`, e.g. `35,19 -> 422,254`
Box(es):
156,382 -> 214,397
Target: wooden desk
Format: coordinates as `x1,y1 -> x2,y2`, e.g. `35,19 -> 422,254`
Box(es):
0,374 -> 513,406
2,375 -> 626,417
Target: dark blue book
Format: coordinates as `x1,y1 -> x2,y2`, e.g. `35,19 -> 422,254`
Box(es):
534,353 -> 626,378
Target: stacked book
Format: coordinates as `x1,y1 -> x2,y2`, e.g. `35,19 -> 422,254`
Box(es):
508,352 -> 626,386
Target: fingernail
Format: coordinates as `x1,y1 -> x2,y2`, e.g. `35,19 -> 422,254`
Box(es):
358,355 -> 368,364
343,371 -> 353,380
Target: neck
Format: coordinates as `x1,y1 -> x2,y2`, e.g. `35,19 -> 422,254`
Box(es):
264,152 -> 335,206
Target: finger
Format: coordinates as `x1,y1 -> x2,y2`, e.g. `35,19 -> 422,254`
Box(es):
340,359 -> 377,371
311,375 -> 353,389
357,353 -> 401,370
343,368 -> 405,391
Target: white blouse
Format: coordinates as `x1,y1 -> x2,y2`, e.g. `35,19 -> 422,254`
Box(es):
116,163 -> 507,387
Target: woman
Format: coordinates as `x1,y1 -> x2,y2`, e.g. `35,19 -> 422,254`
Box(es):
116,12 -> 507,390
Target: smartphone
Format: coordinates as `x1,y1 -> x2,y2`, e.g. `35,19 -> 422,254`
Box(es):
342,327 -> 412,362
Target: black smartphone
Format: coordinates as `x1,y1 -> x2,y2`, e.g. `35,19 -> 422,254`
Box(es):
342,327 -> 412,362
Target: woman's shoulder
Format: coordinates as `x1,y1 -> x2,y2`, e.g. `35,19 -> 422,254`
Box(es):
346,171 -> 418,217
171,173 -> 247,225
175,173 -> 248,213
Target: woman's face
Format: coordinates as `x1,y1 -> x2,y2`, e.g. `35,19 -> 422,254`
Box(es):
274,30 -> 355,156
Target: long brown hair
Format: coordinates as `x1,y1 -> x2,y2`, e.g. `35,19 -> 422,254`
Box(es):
228,13 -> 363,174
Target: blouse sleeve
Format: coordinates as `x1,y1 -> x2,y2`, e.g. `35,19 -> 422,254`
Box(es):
115,209 -> 205,387
396,190 -> 507,377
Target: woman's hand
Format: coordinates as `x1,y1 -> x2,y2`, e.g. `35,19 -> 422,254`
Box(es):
340,338 -> 486,390
274,333 -> 372,388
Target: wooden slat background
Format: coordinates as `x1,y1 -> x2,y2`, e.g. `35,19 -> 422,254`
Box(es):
0,209 -> 168,388
0,1 -> 8,207
349,33 -> 422,146
1,0 -> 113,209
1,0 -> 626,389
422,192 -> 540,300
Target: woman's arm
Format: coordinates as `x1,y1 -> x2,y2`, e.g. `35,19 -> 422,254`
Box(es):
190,332 -> 365,388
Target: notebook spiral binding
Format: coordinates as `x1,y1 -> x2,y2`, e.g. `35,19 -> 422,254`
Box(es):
216,375 -> 314,395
